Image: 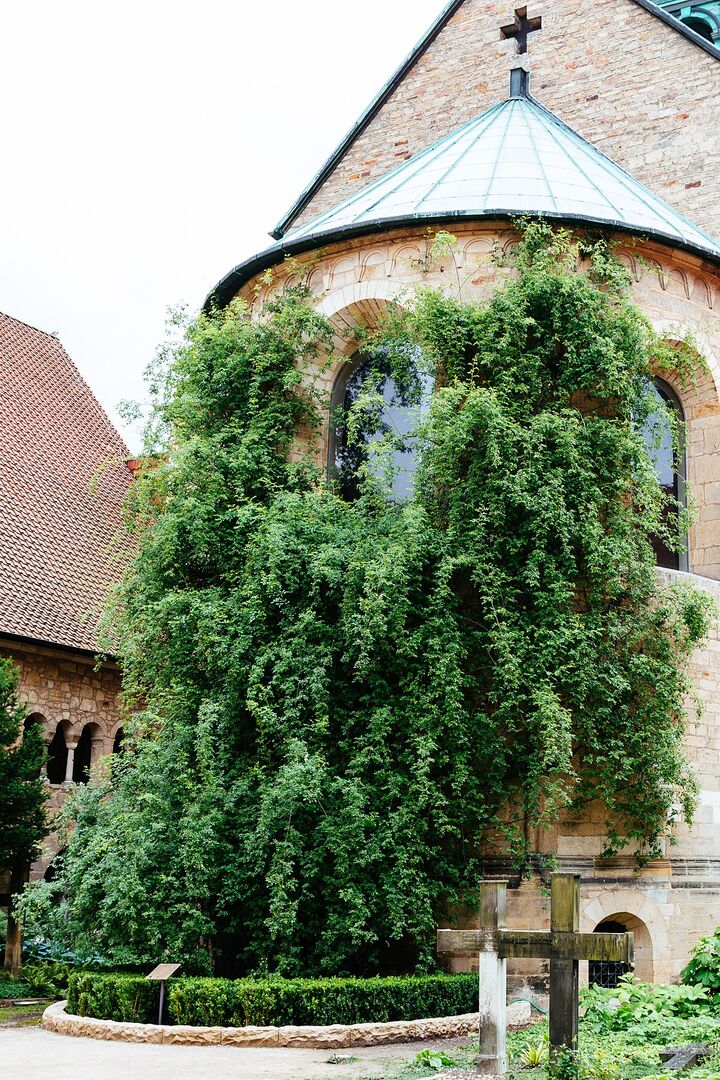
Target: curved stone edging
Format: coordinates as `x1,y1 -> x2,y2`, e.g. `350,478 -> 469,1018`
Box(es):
42,999 -> 532,1048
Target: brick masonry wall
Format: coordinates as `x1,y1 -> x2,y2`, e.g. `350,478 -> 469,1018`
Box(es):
292,0 -> 720,241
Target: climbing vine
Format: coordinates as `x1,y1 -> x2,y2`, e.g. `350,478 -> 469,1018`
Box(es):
18,224 -> 714,977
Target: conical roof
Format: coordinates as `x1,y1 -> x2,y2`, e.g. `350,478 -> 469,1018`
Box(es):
208,88 -> 720,308
284,93 -> 720,257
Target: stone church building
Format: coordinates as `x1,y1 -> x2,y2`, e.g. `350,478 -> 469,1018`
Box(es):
3,0 -> 720,990
208,0 -> 720,987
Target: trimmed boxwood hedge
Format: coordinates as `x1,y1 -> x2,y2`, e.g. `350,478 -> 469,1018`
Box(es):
67,971 -> 478,1027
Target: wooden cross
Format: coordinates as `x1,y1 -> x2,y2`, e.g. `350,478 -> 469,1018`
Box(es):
437,874 -> 634,1076
500,7 -> 543,54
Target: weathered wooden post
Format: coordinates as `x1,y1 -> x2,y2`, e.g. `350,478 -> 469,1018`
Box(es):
549,873 -> 580,1055
478,880 -> 508,1076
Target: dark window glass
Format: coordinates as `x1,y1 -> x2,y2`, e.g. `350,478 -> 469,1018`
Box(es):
640,379 -> 686,571
331,350 -> 432,502
46,724 -> 67,785
589,920 -> 631,989
72,725 -> 92,784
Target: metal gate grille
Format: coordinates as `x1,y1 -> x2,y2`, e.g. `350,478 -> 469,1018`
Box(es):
589,921 -> 630,989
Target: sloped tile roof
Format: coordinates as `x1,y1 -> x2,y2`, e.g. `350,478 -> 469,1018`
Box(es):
0,313 -> 133,653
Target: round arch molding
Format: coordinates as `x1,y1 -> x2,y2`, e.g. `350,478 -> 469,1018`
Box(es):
650,318 -> 720,402
580,888 -> 671,984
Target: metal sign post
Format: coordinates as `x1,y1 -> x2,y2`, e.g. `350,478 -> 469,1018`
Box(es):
146,963 -> 181,1025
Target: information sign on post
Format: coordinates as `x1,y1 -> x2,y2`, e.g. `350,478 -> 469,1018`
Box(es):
146,963 -> 181,1025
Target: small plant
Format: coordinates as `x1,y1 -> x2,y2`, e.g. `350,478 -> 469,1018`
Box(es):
586,1047 -> 620,1080
521,1039 -> 549,1067
21,962 -> 71,998
413,1048 -> 458,1072
548,1047 -> 586,1080
581,975 -> 715,1033
681,928 -> 720,993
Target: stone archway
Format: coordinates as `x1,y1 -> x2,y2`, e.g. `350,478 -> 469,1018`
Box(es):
581,889 -> 670,983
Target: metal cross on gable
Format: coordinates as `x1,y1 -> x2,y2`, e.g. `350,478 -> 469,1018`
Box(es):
500,6 -> 543,53
437,873 -> 634,1076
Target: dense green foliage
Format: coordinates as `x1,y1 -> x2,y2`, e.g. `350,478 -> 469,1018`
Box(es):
0,657 -> 47,872
682,927 -> 720,993
582,975 -> 720,1031
18,225 -> 713,977
67,970 -> 477,1027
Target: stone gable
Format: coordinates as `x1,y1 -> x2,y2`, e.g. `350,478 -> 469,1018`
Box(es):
292,0 -> 720,239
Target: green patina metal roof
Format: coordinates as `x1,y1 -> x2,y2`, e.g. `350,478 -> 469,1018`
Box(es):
660,0 -> 720,40
207,87 -> 720,308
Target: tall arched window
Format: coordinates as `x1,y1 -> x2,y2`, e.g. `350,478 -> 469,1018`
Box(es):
329,349 -> 432,502
641,378 -> 687,571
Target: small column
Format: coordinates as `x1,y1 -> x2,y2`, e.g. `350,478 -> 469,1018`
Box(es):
63,740 -> 78,785
478,880 -> 508,1076
549,873 -> 581,1054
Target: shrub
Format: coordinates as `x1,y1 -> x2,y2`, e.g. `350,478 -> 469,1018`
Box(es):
581,975 -> 717,1034
68,973 -> 159,1023
682,929 -> 720,993
21,962 -> 73,998
67,971 -> 478,1027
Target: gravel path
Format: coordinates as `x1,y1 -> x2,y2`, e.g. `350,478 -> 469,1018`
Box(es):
0,1025 -> 472,1080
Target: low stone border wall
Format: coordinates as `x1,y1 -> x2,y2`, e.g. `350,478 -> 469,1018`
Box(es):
43,999 -> 532,1048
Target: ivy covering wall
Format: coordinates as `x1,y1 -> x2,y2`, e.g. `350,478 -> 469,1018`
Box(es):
18,225 -> 714,977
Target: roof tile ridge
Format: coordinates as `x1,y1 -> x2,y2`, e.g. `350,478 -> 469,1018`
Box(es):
0,309 -> 65,343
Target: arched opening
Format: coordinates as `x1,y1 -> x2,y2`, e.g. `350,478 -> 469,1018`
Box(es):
72,722 -> 102,783
680,14 -> 715,40
112,727 -> 124,754
23,712 -> 45,737
641,378 -> 687,571
590,912 -> 654,986
46,723 -> 68,785
329,347 -> 432,502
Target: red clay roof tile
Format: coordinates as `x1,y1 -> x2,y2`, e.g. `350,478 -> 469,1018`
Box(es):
0,312 -> 132,652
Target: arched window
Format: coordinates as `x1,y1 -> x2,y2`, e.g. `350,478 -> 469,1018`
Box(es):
329,349 -> 432,502
46,723 -> 68,785
641,378 -> 687,571
112,727 -> 124,754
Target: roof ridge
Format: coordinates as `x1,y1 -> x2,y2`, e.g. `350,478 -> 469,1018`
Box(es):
0,309 -> 64,343
272,0 -> 720,240
0,310 -> 132,460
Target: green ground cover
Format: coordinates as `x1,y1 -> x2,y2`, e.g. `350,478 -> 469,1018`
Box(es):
383,1022 -> 720,1079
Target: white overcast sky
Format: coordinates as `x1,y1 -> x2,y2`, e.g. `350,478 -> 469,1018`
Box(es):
0,0 -> 443,450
